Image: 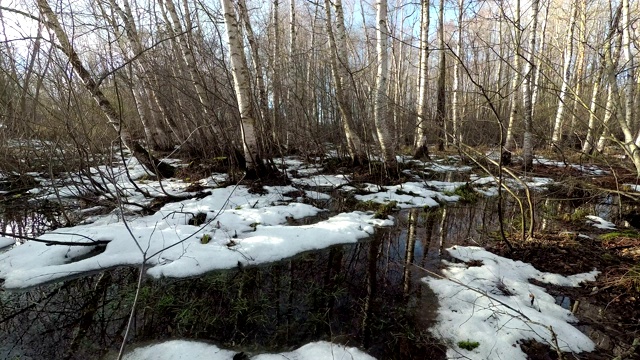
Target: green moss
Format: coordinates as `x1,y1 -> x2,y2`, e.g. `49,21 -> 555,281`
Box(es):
355,200 -> 398,219
200,234 -> 212,244
445,183 -> 478,203
457,340 -> 480,351
374,201 -> 397,219
599,230 -> 640,241
396,189 -> 420,197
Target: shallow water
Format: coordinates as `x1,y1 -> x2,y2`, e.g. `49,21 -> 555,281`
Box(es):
0,185 -> 626,359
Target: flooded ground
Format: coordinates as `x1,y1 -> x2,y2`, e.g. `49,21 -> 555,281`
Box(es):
1,167 -> 637,359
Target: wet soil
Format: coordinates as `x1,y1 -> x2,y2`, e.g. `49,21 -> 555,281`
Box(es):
3,154 -> 640,359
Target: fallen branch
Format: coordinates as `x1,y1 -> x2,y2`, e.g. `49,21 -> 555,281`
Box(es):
0,231 -> 109,247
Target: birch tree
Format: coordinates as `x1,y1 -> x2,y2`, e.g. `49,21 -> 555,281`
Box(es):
414,0 -> 430,159
220,0 -> 270,177
451,0 -> 464,146
550,1 -> 578,148
435,0 -> 446,151
374,0 -> 396,170
36,0 -> 175,178
522,0 -> 539,170
503,0 -> 521,162
324,0 -> 367,163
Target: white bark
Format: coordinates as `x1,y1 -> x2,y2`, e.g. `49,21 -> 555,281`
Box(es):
37,0 -> 174,177
550,2 -> 577,146
522,0 -> 539,170
220,0 -> 262,174
237,0 -> 269,135
504,0 -> 521,152
530,1 -> 549,119
414,0 -> 430,158
324,0 -> 366,162
374,0 -> 395,167
451,0 -> 464,146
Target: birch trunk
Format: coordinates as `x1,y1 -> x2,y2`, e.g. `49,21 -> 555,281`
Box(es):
414,0 -> 430,159
620,0 -> 640,175
374,0 -> 396,170
237,0 -> 270,143
596,9 -> 623,153
220,0 -> 268,177
162,0 -> 218,138
522,0 -> 539,170
324,0 -> 366,163
530,1 -> 549,119
550,2 -> 577,147
569,0 -> 587,134
37,0 -> 175,178
271,0 -> 282,146
435,0 -> 446,151
105,0 -> 174,150
503,0 -> 521,155
451,0 -> 463,147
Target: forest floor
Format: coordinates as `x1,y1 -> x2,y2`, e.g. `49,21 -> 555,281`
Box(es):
2,147 -> 640,359
484,156 -> 640,359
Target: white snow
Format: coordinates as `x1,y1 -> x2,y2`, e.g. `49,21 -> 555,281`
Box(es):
0,236 -> 15,249
0,184 -> 392,289
470,174 -> 553,190
292,174 -> 349,188
426,163 -> 473,173
623,183 -> 640,192
585,215 -> 616,230
424,246 -> 598,360
354,182 -> 459,208
27,157 -> 193,208
124,340 -> 375,360
534,157 -> 608,175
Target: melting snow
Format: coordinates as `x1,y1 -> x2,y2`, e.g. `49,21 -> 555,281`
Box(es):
424,246 -> 599,359
124,340 -> 375,360
0,184 -> 392,289
585,215 -> 616,230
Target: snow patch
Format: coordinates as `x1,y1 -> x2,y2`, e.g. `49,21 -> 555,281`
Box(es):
425,246 -> 598,360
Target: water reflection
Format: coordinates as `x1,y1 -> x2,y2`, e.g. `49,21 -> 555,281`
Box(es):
0,189 -> 628,360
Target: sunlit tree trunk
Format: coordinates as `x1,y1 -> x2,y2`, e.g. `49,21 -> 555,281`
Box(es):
324,0 -> 366,163
435,0 -> 446,151
220,0 -> 269,177
583,65 -> 605,154
570,0 -> 587,135
374,0 -> 396,170
271,0 -> 283,147
162,0 -> 217,137
37,0 -> 175,177
550,1 -> 577,147
451,0 -> 464,147
503,0 -> 521,155
414,0 -> 430,159
238,0 -> 270,147
595,3 -> 622,153
522,0 -> 539,170
104,0 -> 174,150
530,1 -> 549,119
619,0 -> 640,175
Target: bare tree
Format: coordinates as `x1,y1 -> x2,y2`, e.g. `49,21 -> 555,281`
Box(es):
36,0 -> 175,178
373,0 -> 396,171
220,0 -> 270,177
414,0 -> 431,159
550,1 -> 578,148
323,0 -> 367,163
522,0 -> 540,170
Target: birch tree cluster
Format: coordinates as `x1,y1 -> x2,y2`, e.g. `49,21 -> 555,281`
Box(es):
1,0 -> 640,176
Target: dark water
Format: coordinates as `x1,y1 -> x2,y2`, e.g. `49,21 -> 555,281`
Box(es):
0,183 -> 628,360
